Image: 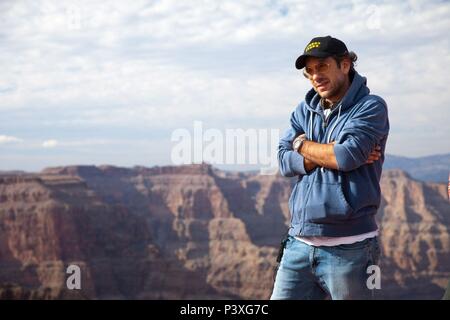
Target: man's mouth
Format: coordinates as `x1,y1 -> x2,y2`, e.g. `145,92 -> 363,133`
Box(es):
316,80 -> 329,91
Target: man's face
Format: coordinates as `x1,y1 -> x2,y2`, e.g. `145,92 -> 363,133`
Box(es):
304,56 -> 350,100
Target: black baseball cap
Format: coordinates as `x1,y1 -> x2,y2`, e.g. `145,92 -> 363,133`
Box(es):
295,36 -> 348,69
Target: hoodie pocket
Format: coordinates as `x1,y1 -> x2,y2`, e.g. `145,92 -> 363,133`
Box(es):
304,182 -> 353,223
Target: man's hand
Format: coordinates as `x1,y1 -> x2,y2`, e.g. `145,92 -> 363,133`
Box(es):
304,158 -> 318,172
365,145 -> 382,164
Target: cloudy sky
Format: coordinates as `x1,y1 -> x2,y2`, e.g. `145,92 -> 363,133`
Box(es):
1,0 -> 449,171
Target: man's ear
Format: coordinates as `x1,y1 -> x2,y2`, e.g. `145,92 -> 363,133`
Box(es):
341,59 -> 351,75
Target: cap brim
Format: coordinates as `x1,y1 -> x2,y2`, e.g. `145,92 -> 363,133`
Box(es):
295,52 -> 331,69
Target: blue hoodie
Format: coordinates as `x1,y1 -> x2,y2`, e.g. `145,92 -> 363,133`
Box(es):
278,71 -> 389,237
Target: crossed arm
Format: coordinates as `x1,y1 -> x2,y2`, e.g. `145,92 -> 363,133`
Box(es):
297,134 -> 382,172
278,102 -> 388,176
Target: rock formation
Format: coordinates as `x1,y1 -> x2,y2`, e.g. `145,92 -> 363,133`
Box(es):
0,164 -> 448,299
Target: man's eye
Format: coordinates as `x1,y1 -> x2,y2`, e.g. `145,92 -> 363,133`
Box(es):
305,68 -> 313,74
317,63 -> 328,71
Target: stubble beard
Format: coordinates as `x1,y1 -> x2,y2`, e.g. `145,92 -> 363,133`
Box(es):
319,75 -> 347,103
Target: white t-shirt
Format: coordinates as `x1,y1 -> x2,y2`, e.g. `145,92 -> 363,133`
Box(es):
295,105 -> 378,247
323,106 -> 332,120
295,230 -> 379,247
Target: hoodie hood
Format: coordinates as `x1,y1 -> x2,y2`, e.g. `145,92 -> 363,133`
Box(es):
304,71 -> 370,113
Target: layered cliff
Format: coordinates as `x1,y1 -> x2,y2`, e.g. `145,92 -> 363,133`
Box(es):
0,164 -> 448,299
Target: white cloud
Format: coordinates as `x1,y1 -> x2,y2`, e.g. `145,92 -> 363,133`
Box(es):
0,0 -> 449,169
42,139 -> 58,148
0,135 -> 23,144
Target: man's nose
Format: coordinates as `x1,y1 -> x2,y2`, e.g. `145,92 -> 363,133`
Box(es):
312,72 -> 321,83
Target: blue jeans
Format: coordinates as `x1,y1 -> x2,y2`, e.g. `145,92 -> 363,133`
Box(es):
270,235 -> 380,300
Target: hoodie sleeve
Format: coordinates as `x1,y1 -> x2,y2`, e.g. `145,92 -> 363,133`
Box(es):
333,98 -> 389,172
278,108 -> 308,177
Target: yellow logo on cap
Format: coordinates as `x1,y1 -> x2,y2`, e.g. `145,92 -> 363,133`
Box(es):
305,41 -> 320,52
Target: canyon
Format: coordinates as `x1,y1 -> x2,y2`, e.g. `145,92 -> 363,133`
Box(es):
0,164 -> 448,299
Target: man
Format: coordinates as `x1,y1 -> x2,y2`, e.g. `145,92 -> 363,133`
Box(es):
271,36 -> 389,300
